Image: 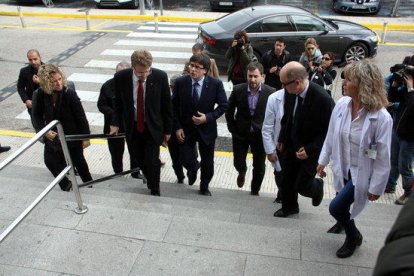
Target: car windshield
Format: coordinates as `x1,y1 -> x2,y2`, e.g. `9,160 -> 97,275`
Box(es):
217,11 -> 252,30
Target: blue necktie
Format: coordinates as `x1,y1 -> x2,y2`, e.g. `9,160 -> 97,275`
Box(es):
192,82 -> 200,104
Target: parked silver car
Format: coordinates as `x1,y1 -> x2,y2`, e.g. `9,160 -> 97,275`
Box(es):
333,0 -> 381,14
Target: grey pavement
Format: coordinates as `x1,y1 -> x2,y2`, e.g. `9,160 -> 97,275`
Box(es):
0,3 -> 411,275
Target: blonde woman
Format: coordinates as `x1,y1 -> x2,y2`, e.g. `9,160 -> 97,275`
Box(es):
317,60 -> 392,258
299,38 -> 322,72
32,64 -> 92,191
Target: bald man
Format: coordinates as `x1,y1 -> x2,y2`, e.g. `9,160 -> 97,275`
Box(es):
17,49 -> 44,117
274,61 -> 334,217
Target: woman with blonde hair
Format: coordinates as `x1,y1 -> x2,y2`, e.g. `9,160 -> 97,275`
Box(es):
317,60 -> 392,258
299,38 -> 322,72
32,64 -> 92,191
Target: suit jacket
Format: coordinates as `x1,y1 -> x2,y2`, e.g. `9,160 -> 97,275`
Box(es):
279,82 -> 334,173
112,68 -> 172,145
97,78 -> 124,134
17,64 -> 42,103
225,83 -> 275,139
172,75 -> 228,146
32,87 -> 90,147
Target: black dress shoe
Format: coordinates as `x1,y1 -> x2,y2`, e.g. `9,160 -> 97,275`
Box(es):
0,146 -> 11,153
312,178 -> 324,206
273,208 -> 299,217
199,189 -> 212,196
336,232 -> 363,258
273,191 -> 282,203
250,191 -> 259,196
384,186 -> 396,193
237,173 -> 245,188
131,171 -> 143,179
150,190 -> 161,196
187,170 -> 197,186
327,222 -> 344,234
177,177 -> 185,184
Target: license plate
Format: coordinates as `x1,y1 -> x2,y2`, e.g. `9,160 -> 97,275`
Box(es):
352,5 -> 366,9
219,2 -> 233,6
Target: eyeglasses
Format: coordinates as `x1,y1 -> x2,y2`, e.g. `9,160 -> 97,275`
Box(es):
281,79 -> 296,87
189,63 -> 205,70
322,57 -> 331,61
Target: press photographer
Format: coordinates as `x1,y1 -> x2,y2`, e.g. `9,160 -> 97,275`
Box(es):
308,51 -> 337,96
225,30 -> 256,85
384,64 -> 414,205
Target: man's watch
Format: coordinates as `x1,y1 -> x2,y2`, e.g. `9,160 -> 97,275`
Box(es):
408,87 -> 414,93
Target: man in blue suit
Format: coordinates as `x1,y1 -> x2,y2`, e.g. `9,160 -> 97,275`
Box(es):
172,53 -> 228,196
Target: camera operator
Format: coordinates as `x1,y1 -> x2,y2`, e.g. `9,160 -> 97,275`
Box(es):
384,65 -> 414,205
225,30 -> 256,85
309,52 -> 337,97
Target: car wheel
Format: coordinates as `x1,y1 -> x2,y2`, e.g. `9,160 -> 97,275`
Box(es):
344,42 -> 368,63
131,0 -> 139,9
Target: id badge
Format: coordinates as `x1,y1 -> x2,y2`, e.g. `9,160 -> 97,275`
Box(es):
365,144 -> 377,160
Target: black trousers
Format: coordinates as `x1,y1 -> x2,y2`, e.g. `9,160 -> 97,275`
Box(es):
280,148 -> 319,212
129,128 -> 161,193
107,137 -> 138,174
44,141 -> 92,190
180,132 -> 215,192
167,135 -> 185,180
232,131 -> 266,193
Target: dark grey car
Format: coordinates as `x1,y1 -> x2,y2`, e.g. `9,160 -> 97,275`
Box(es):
333,0 -> 381,14
197,5 -> 378,67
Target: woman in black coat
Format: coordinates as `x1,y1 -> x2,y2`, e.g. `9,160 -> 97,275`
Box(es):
32,64 -> 92,191
309,51 -> 337,96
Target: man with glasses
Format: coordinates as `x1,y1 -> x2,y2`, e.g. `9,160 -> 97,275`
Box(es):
110,50 -> 173,196
274,61 -> 334,217
172,53 -> 228,196
226,62 -> 275,195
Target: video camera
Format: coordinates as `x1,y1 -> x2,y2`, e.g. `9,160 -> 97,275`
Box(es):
390,64 -> 414,84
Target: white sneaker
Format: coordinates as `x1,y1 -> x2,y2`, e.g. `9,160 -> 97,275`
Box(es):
395,195 -> 408,205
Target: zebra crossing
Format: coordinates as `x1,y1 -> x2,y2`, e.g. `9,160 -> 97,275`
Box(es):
16,22 -> 232,138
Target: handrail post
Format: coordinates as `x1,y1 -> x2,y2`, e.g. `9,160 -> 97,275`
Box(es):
85,9 -> 91,31
56,123 -> 88,214
17,6 -> 26,28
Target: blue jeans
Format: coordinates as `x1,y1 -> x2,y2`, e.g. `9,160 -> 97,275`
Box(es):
387,130 -> 414,196
329,179 -> 359,237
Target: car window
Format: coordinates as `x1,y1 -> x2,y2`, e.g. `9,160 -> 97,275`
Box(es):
291,15 -> 325,32
217,11 -> 252,30
245,16 -> 293,33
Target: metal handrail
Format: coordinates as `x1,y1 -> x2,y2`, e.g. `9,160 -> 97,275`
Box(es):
0,120 -> 88,243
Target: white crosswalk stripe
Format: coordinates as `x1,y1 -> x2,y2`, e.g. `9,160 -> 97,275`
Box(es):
16,22 -> 232,138
101,49 -> 192,60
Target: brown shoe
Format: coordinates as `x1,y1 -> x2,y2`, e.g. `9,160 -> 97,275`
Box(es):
237,173 -> 245,188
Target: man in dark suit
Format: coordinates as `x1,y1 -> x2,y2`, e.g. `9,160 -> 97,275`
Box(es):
110,50 -> 172,196
97,61 -> 141,177
17,49 -> 44,117
275,61 -> 334,217
226,62 -> 275,195
172,53 -> 228,196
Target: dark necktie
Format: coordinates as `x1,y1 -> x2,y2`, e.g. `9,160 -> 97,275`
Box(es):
137,79 -> 145,132
192,82 -> 200,104
291,95 -> 303,147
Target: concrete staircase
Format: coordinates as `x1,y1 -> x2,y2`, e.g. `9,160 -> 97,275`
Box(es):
0,164 -> 402,275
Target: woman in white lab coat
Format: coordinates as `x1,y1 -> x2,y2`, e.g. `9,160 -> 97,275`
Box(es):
317,60 -> 392,258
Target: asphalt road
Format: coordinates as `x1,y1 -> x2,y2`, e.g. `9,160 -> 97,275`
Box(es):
0,19 -> 413,151
4,0 -> 412,17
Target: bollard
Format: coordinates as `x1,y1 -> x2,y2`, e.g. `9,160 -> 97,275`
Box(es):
160,0 -> 164,16
85,9 -> 90,31
380,22 -> 388,44
17,6 -> 26,28
139,0 -> 145,15
154,12 -> 159,33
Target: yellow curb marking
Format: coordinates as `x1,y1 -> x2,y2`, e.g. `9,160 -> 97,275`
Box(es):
0,129 -> 241,157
